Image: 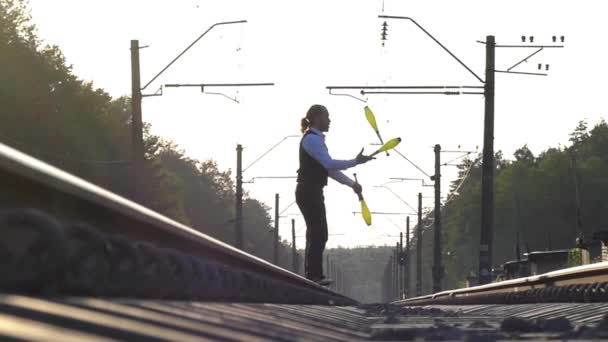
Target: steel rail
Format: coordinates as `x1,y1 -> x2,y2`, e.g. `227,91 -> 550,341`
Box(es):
0,142 -> 356,305
395,261 -> 608,305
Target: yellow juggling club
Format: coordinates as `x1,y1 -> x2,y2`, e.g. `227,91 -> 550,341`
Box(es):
364,106 -> 389,156
353,173 -> 372,226
370,137 -> 402,157
364,106 -> 384,143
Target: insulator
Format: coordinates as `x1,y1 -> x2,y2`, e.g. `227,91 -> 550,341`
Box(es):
381,21 -> 388,43
529,36 -> 534,43
521,35 -> 526,42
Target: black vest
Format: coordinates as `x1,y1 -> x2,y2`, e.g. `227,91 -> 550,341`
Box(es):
297,130 -> 328,187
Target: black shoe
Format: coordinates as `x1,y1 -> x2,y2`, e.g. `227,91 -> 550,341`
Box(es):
316,278 -> 333,286
309,276 -> 333,286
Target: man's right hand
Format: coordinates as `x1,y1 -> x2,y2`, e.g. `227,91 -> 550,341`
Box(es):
355,148 -> 374,165
352,182 -> 362,195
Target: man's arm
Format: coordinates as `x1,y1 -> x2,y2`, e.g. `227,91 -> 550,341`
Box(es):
302,134 -> 357,171
328,170 -> 356,188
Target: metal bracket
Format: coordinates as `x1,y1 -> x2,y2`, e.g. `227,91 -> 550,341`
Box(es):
203,88 -> 240,103
142,86 -> 163,98
328,88 -> 367,103
495,70 -> 548,76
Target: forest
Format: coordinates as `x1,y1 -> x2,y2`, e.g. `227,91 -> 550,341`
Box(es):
402,119 -> 608,293
0,0 -> 296,267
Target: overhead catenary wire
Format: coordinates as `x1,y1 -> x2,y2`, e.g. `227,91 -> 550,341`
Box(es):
444,156 -> 482,204
242,135 -> 299,173
393,149 -> 432,179
442,152 -> 473,166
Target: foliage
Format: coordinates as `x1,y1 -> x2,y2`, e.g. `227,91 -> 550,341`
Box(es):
0,0 -> 291,263
436,119 -> 608,290
568,248 -> 582,268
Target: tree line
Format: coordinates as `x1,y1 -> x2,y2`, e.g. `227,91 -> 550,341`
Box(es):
401,119 -> 608,293
0,0 -> 296,266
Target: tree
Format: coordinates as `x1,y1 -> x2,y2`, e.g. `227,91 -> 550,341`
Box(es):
514,144 -> 535,165
569,120 -> 589,147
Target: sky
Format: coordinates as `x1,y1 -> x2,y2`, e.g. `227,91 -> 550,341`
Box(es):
29,0 -> 607,249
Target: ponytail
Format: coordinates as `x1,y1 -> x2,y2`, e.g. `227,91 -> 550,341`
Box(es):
300,104 -> 327,134
300,117 -> 310,133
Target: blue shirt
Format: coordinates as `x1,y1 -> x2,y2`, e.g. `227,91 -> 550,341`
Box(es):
301,128 -> 356,187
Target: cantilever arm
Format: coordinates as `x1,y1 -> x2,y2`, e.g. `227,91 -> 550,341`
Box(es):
379,15 -> 484,84
142,20 -> 247,90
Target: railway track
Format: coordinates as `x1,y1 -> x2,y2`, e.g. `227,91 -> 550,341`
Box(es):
2,296 -> 608,340
5,141 -> 608,340
395,262 -> 608,306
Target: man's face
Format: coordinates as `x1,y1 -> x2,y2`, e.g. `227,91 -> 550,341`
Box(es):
318,110 -> 331,132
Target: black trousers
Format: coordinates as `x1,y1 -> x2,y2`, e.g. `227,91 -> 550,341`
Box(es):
295,183 -> 328,280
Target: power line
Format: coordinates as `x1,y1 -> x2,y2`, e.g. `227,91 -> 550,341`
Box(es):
394,149 -> 432,179
242,135 -> 299,173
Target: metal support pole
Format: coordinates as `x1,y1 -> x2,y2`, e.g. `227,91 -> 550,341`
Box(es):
292,218 -> 297,273
400,232 -> 403,299
235,144 -> 243,249
130,40 -> 144,203
417,192 -> 422,296
330,261 -> 335,290
274,193 -> 279,265
479,35 -> 496,285
405,216 -> 410,298
392,255 -> 396,300
393,256 -> 396,300
433,144 -> 442,292
394,245 -> 399,300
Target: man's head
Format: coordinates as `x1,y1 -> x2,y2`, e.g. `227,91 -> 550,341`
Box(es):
301,104 -> 331,133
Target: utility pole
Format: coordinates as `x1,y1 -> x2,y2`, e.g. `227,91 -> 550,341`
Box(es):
388,254 -> 394,300
330,261 -> 335,290
432,144 -> 442,292
399,232 -> 404,299
236,136 -> 297,250
235,144 -> 243,249
417,192 -> 422,296
274,193 -> 279,266
291,218 -> 297,273
130,40 -> 144,203
329,17 -> 564,289
479,36 -> 496,285
394,244 -> 399,300
131,21 -> 259,205
405,216 -> 410,298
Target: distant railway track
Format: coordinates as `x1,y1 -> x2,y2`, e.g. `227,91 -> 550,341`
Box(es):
395,261 -> 608,306
0,142 -> 355,305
